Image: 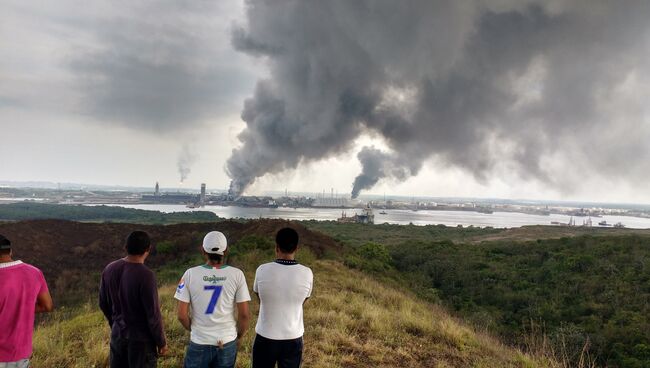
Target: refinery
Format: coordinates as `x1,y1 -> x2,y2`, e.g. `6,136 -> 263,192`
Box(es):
2,181 -> 650,226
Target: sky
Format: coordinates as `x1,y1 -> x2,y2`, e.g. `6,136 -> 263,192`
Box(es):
1,0 -> 649,203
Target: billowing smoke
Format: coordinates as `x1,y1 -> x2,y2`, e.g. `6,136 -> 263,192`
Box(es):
352,147 -> 421,199
226,0 -> 650,197
177,145 -> 197,184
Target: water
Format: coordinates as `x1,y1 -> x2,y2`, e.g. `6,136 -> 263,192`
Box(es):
95,204 -> 650,229
0,198 -> 46,202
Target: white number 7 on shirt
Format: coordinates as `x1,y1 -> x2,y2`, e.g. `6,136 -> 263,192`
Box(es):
204,285 -> 223,314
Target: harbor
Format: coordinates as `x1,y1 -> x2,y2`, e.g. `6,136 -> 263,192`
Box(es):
92,203 -> 650,229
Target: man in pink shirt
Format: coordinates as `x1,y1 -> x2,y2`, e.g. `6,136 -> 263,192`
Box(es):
0,234 -> 53,367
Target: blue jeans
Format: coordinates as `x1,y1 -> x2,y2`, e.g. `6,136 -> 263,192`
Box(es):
0,360 -> 30,368
184,340 -> 237,368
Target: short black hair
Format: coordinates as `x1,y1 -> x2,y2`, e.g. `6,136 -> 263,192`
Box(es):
0,234 -> 10,255
275,227 -> 299,253
125,231 -> 151,255
207,253 -> 223,263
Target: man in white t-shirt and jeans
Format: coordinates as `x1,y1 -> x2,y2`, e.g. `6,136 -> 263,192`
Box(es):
252,227 -> 313,368
175,231 -> 251,368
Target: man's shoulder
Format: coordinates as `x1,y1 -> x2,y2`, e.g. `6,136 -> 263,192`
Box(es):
185,264 -> 206,273
297,264 -> 313,278
183,264 -> 244,278
12,261 -> 43,276
18,261 -> 40,271
255,262 -> 275,273
297,263 -> 312,271
224,265 -> 245,276
103,258 -> 125,271
256,262 -> 312,275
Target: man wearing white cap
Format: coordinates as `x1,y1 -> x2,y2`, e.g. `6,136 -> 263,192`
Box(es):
175,231 -> 251,368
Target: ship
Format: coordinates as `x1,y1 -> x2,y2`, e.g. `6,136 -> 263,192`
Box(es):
337,204 -> 375,224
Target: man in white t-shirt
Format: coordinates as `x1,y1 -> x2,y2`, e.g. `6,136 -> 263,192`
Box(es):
252,227 -> 313,368
175,231 -> 251,368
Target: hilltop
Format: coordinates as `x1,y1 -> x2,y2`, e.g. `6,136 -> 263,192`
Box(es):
0,218 -> 339,305
0,219 -> 551,367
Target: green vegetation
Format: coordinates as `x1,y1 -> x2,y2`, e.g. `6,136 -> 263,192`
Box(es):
304,221 -> 504,248
155,241 -> 177,255
308,222 -> 650,367
391,236 -> 650,367
0,202 -> 218,224
11,206 -> 647,366
31,239 -> 550,367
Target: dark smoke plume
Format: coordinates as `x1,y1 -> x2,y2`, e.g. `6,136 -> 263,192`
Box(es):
227,0 -> 650,197
352,147 -> 421,199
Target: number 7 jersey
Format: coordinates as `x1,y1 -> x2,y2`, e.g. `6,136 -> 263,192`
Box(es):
174,264 -> 251,345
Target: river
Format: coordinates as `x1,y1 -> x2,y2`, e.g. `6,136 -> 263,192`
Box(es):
97,204 -> 650,229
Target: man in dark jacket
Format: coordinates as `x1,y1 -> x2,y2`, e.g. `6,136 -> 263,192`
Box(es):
99,231 -> 168,368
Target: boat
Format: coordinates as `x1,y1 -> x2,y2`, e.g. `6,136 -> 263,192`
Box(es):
379,211 -> 387,215
598,221 -> 612,226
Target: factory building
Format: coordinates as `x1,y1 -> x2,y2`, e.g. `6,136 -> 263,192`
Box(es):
312,197 -> 350,208
141,182 -> 198,204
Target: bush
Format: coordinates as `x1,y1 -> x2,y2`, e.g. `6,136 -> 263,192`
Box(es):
228,235 -> 275,260
156,241 -> 176,255
345,242 -> 392,273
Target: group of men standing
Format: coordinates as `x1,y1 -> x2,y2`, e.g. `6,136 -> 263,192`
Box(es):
0,227 -> 313,368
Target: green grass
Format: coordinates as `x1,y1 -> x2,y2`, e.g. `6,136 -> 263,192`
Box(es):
31,248 -> 552,367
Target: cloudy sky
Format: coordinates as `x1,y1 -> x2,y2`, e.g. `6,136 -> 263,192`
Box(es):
1,0 -> 649,203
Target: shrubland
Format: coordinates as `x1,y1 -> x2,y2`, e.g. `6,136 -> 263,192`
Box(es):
0,202 -> 218,224
307,222 -> 650,367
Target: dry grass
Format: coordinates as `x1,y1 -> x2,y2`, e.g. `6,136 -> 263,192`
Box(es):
32,254 -> 554,367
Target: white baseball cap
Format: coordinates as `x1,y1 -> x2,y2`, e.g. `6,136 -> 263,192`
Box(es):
202,231 -> 228,255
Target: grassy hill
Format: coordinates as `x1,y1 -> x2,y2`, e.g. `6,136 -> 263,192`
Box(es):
2,216 -> 607,367
31,251 -> 551,367
305,222 -> 650,367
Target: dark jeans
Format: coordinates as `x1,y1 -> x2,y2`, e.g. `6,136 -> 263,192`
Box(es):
252,334 -> 303,368
109,336 -> 158,368
184,340 -> 237,368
